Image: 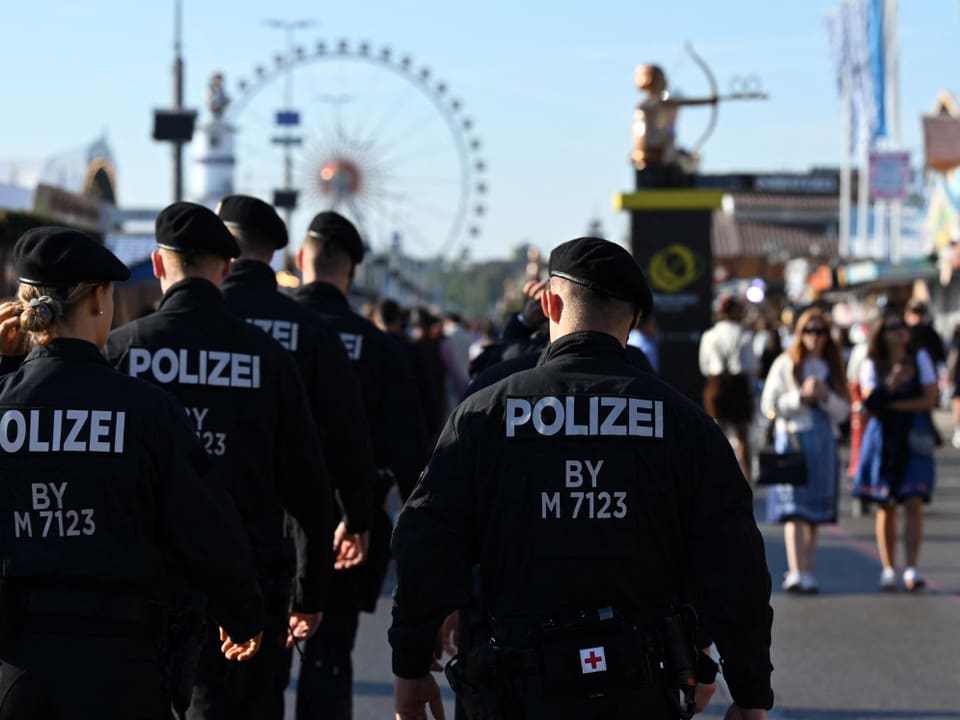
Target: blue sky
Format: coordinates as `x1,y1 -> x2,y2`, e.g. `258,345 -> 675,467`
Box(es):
1,0 -> 957,260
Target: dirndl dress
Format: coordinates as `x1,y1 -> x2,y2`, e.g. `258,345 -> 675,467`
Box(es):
766,407 -> 838,524
852,415 -> 935,503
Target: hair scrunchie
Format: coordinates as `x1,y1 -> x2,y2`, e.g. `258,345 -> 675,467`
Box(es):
27,295 -> 61,324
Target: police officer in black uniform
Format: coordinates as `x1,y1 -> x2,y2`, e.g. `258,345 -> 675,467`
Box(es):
104,203 -> 335,719
217,195 -> 375,564
293,211 -> 430,720
390,237 -> 774,720
216,195 -> 379,716
0,228 -> 265,719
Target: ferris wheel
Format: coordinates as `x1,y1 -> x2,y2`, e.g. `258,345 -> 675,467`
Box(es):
221,37 -> 487,261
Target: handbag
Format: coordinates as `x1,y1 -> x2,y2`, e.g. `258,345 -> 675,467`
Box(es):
756,411 -> 808,486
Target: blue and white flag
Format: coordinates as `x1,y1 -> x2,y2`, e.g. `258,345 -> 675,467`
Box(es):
826,0 -> 885,150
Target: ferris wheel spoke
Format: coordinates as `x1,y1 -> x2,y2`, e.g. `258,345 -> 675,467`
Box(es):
376,191 -> 453,222
372,142 -> 460,174
383,174 -> 461,186
355,84 -> 424,149
373,112 -> 451,154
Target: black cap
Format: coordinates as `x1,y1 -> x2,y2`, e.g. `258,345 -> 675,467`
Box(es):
307,211 -> 365,263
216,195 -> 288,249
156,201 -> 241,259
548,236 -> 653,318
14,227 -> 130,288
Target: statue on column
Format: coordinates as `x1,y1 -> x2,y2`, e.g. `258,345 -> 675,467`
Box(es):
630,64 -> 717,189
206,73 -> 231,120
630,46 -> 768,190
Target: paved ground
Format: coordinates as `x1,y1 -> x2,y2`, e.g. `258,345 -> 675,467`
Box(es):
284,411 -> 960,719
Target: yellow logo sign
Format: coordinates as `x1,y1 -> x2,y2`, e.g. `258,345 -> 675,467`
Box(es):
647,244 -> 703,293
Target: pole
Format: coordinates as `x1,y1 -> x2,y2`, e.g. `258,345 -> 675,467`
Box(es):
885,0 -> 902,263
264,19 -> 314,233
172,0 -> 184,202
840,68 -> 852,258
857,111 -> 871,257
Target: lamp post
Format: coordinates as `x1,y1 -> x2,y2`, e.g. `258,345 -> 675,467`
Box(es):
152,0 -> 197,202
264,18 -> 315,225
172,0 -> 184,202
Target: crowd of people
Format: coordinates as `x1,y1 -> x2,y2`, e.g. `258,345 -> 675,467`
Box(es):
698,294 -> 949,596
2,185 -> 956,718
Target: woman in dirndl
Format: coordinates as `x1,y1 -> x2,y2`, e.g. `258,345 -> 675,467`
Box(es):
854,307 -> 938,591
761,308 -> 851,594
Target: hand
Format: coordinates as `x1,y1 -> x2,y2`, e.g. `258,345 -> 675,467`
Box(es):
799,377 -> 819,404
333,521 -> 369,570
394,674 -> 445,720
723,704 -> 767,720
219,627 -> 262,662
813,379 -> 830,402
884,362 -> 914,391
0,301 -> 26,356
436,611 -> 459,659
286,611 -> 323,648
521,279 -> 547,300
695,680 -> 717,712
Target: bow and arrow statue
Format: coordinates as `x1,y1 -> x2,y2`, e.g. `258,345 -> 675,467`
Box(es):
631,43 -> 767,189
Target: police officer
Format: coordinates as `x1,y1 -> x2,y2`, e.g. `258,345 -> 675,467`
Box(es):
294,211 -> 429,720
0,228 -> 264,719
217,195 -> 375,565
390,237 -> 774,720
216,195 -> 379,716
104,203 -> 335,719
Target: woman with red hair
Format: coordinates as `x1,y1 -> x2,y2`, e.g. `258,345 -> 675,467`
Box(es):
761,308 -> 851,593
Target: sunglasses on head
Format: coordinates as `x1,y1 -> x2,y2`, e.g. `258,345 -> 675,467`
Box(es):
802,327 -> 828,336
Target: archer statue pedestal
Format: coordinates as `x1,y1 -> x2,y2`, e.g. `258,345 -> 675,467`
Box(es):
614,189 -> 723,404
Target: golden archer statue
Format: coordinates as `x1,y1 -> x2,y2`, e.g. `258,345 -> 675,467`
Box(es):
631,47 -> 767,188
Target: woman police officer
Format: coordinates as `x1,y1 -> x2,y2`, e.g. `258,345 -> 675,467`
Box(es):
0,227 -> 264,719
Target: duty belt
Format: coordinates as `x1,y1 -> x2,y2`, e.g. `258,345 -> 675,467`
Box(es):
18,587 -> 156,625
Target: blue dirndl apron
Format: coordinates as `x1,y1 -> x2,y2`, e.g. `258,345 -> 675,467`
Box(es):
766,408 -> 838,524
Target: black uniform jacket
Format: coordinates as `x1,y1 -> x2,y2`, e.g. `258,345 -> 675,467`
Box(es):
465,341 -> 653,399
222,260 -> 375,534
105,278 -> 334,612
294,281 -> 428,501
0,339 -> 263,641
390,332 -> 773,709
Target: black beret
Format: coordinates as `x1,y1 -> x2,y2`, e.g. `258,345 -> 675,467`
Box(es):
156,201 -> 240,259
14,227 -> 130,288
307,211 -> 365,263
548,237 -> 653,318
216,195 -> 288,249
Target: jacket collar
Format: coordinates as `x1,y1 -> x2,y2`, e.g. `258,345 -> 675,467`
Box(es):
23,338 -> 109,366
537,331 -> 627,367
294,281 -> 350,312
158,278 -> 225,312
223,260 -> 277,293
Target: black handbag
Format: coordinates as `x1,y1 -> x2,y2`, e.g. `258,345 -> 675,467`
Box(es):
756,412 -> 808,486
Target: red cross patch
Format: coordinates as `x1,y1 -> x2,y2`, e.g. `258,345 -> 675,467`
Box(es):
579,646 -> 607,674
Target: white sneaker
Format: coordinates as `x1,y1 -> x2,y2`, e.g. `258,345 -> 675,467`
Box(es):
952,429 -> 960,449
879,567 -> 897,591
903,567 -> 926,592
799,572 -> 820,594
782,571 -> 802,593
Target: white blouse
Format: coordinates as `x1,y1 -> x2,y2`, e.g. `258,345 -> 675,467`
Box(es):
760,353 -> 851,436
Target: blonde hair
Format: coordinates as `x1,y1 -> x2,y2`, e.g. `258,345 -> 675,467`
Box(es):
17,282 -> 101,346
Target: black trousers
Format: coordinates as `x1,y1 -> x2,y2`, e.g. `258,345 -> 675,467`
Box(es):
294,610 -> 360,720
187,614 -> 288,720
0,617 -> 169,720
